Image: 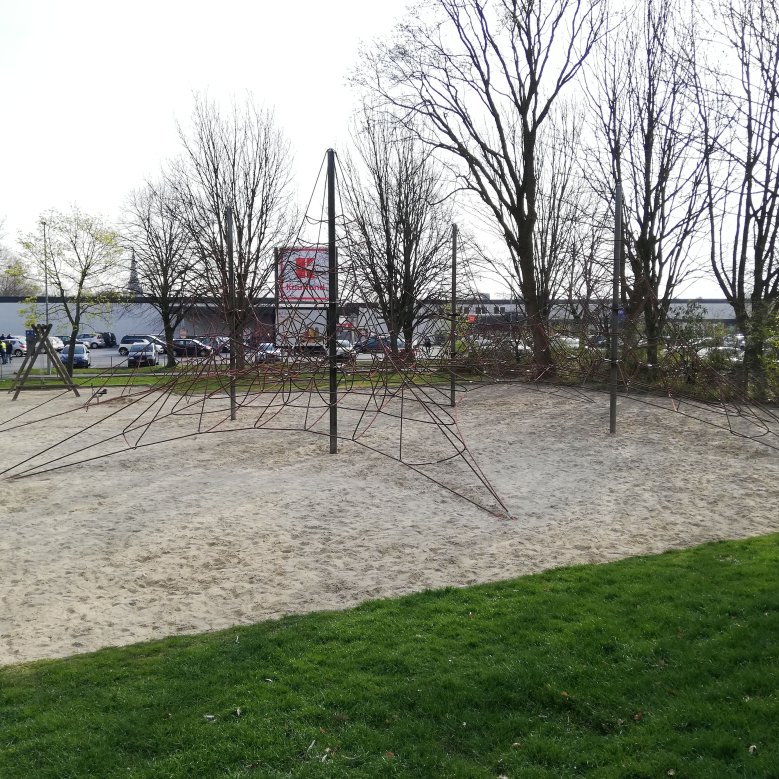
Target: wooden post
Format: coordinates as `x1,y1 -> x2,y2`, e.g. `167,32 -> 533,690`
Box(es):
10,324 -> 80,399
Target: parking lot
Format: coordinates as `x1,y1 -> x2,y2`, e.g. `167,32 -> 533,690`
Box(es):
0,345 -> 448,375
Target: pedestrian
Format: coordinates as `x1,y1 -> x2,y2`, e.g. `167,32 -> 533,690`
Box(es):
0,339 -> 7,365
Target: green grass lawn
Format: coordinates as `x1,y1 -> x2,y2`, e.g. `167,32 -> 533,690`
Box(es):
0,364 -> 454,395
2,536 -> 778,778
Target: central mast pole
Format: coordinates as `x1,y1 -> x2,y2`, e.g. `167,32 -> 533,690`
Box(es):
609,183 -> 622,434
327,149 -> 338,453
450,224 -> 457,407
226,206 -> 237,421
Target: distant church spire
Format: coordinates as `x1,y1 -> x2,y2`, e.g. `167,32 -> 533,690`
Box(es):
128,248 -> 143,295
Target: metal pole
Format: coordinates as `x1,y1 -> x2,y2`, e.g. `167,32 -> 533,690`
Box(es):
225,206 -> 237,421
42,219 -> 50,375
327,148 -> 338,454
609,184 -> 622,434
450,224 -> 457,408
273,247 -> 279,346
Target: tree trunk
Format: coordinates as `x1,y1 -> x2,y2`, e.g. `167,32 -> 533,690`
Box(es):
643,307 -> 661,367
745,297 -> 768,398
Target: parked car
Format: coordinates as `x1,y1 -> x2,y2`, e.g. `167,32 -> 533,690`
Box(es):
723,334 -> 745,350
138,335 -> 167,354
253,342 -> 282,363
126,342 -> 159,368
697,346 -> 742,363
7,336 -> 27,357
172,338 -> 212,357
336,339 -> 355,358
118,334 -> 166,356
76,332 -> 105,349
288,340 -> 354,361
199,335 -> 231,354
354,336 -> 406,353
59,343 -> 90,368
47,335 -> 65,351
552,334 -> 580,349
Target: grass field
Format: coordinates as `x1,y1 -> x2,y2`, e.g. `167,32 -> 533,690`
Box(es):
1,535 -> 778,777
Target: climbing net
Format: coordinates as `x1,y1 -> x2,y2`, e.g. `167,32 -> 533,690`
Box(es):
2,156 -> 778,515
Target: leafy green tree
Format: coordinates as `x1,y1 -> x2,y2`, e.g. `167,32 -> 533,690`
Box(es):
0,257 -> 40,296
21,208 -> 124,374
1,219 -> 40,296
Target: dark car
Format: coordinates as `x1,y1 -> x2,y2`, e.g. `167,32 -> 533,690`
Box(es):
59,343 -> 90,368
126,342 -> 159,368
172,338 -> 212,357
354,336 -> 406,353
287,341 -> 354,362
199,336 -> 231,354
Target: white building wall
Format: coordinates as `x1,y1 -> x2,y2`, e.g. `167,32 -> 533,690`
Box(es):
0,297 -> 740,342
0,299 -> 164,339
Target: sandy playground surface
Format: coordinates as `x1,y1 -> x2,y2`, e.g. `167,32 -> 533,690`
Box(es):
1,381 -> 778,666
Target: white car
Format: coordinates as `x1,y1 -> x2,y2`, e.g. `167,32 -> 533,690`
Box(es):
126,342 -> 159,368
335,339 -> 355,358
47,335 -> 65,351
697,346 -> 742,363
7,336 -> 27,357
76,332 -> 105,349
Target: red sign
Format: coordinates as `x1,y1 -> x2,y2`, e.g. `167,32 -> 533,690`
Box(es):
278,247 -> 329,304
295,256 -> 315,279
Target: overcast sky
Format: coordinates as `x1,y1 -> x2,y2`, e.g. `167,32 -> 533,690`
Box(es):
1,0 -> 722,298
0,0 -> 408,240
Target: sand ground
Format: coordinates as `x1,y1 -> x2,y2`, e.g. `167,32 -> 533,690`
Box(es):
1,382 -> 778,666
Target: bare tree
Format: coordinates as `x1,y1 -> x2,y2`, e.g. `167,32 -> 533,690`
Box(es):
700,0 -> 779,385
358,0 -> 606,367
20,208 -> 123,374
122,180 -> 197,367
169,95 -> 296,366
340,110 -> 453,354
533,104 -> 610,338
590,0 -> 709,366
